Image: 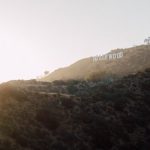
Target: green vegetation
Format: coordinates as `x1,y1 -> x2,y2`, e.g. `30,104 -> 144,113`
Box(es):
0,69 -> 150,149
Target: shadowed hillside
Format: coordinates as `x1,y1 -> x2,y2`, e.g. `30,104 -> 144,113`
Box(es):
41,45 -> 150,82
0,69 -> 150,150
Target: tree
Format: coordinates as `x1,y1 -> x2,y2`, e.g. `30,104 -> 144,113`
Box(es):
144,37 -> 150,45
44,71 -> 49,75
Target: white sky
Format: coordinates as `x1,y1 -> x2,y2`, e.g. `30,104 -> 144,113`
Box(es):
0,0 -> 150,82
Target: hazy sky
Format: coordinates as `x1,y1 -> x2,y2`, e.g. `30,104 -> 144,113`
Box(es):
0,0 -> 150,82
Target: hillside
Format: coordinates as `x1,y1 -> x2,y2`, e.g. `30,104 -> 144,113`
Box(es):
0,69 -> 150,150
41,45 -> 150,82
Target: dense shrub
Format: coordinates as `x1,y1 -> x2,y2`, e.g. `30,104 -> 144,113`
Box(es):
0,69 -> 149,149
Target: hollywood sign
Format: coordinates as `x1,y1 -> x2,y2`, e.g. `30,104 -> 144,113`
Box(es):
93,51 -> 123,62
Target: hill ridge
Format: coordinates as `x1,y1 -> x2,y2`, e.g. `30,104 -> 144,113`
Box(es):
41,45 -> 150,82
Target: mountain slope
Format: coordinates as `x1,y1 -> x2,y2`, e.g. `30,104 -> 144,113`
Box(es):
41,45 -> 150,82
0,69 -> 150,150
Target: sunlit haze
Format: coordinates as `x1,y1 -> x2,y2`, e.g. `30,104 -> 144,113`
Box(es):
0,0 -> 150,82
